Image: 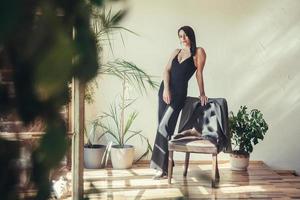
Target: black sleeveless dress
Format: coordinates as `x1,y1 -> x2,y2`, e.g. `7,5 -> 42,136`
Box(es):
159,49 -> 196,112
150,49 -> 196,173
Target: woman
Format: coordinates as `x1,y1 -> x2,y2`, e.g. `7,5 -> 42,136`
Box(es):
150,26 -> 208,179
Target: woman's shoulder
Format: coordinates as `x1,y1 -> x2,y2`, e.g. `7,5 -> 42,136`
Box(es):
195,47 -> 206,58
196,47 -> 205,53
169,48 -> 181,58
173,48 -> 181,54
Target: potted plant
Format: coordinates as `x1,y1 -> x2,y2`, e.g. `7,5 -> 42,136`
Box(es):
86,7 -> 158,169
229,105 -> 268,170
83,6 -> 138,169
95,101 -> 152,169
83,120 -> 111,169
94,65 -> 157,169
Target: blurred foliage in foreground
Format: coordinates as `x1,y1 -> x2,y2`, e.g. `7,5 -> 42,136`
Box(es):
0,0 -> 116,199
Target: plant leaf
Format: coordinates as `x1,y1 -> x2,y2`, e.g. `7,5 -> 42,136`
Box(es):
99,59 -> 159,95
123,111 -> 138,136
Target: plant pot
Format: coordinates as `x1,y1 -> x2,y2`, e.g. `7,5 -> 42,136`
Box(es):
230,152 -> 250,171
84,144 -> 107,169
110,145 -> 134,169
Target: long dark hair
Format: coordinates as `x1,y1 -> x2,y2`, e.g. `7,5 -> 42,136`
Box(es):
177,26 -> 197,56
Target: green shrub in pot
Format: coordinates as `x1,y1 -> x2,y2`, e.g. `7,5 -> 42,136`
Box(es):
229,105 -> 268,170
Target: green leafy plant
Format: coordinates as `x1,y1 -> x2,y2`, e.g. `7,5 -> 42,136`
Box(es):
0,0 -> 106,198
81,5 -> 135,146
91,6 -> 138,55
84,119 -> 103,147
85,6 -> 139,103
85,60 -> 158,147
99,59 -> 159,94
89,60 -> 158,161
92,100 -> 153,162
229,106 -> 268,155
85,6 -> 158,161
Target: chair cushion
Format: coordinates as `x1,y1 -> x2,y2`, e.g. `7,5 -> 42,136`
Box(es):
168,139 -> 217,154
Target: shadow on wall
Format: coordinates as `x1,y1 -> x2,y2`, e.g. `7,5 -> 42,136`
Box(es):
220,0 -> 300,121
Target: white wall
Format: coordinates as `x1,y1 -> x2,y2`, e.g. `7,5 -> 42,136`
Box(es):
86,0 -> 300,174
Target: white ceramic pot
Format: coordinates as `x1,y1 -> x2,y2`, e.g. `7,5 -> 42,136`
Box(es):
84,144 -> 106,169
110,145 -> 134,169
230,153 -> 250,171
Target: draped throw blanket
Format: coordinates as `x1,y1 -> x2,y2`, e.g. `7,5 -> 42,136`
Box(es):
173,97 -> 232,153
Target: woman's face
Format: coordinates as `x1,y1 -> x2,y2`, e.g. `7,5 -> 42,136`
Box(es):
178,30 -> 190,47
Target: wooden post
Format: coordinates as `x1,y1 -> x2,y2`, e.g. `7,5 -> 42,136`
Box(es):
71,78 -> 85,199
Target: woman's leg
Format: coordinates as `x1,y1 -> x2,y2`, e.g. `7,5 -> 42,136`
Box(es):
150,104 -> 181,173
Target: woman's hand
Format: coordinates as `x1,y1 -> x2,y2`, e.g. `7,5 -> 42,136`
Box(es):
199,94 -> 208,106
163,89 -> 171,104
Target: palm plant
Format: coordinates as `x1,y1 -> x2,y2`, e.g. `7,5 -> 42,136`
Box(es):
91,6 -> 138,55
91,60 -> 158,161
85,6 -> 159,162
99,59 -> 159,94
93,101 -> 152,162
86,6 -> 140,103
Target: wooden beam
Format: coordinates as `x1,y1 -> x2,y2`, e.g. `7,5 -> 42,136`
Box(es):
71,78 -> 85,199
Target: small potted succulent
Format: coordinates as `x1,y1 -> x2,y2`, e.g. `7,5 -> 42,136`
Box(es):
229,105 -> 268,170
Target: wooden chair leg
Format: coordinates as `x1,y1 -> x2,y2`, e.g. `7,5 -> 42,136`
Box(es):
216,155 -> 220,182
183,152 -> 190,177
212,154 -> 217,188
168,150 -> 174,184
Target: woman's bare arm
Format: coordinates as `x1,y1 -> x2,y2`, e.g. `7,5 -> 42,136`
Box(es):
162,49 -> 180,104
194,47 -> 208,106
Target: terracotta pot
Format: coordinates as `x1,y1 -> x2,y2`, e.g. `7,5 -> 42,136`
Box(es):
110,145 -> 134,169
230,152 -> 250,171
